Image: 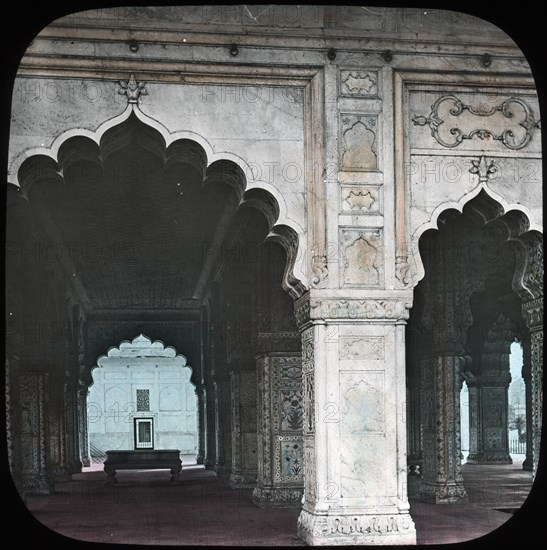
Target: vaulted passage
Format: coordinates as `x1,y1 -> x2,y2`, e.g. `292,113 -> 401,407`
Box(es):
406,191 -> 541,505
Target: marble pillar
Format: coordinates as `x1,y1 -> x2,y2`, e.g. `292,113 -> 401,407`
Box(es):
230,370 -> 258,487
419,355 -> 467,503
19,372 -> 54,494
295,292 -> 416,545
196,385 -> 206,465
204,382 -> 216,470
214,375 -> 232,480
522,298 -> 543,480
466,374 -> 512,464
66,384 -> 83,473
46,376 -> 70,481
521,341 -> 533,471
78,389 -> 90,467
406,385 -> 422,477
253,353 -> 303,507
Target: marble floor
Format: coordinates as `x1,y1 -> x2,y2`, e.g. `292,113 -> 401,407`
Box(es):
11,455 -> 540,548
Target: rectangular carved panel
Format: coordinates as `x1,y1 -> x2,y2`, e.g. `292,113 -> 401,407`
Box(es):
340,228 -> 384,287
340,371 -> 385,435
339,336 -> 385,360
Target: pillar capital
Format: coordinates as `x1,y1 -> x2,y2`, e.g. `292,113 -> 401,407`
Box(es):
295,289 -> 414,329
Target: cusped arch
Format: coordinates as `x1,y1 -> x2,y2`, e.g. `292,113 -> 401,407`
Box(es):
90,334 -> 190,389
409,186 -> 543,288
12,103 -> 308,297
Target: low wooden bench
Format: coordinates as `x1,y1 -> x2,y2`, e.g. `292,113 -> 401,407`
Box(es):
104,450 -> 182,483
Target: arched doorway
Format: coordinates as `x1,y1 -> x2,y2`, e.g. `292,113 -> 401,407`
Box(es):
406,190 -> 542,508
87,334 -> 198,464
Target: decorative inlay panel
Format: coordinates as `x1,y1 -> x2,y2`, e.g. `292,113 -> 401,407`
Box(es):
274,435 -> 304,482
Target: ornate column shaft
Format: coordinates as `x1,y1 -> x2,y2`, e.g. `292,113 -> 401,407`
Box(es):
296,291 -> 416,545
77,388 -> 90,467
230,370 -> 258,487
466,374 -> 512,464
46,375 -> 70,481
253,352 -> 303,507
521,340 -> 533,471
419,354 -> 467,503
406,383 -> 422,476
213,374 -> 232,480
19,372 -> 53,494
196,385 -> 206,465
66,384 -> 83,472
522,297 -> 543,479
204,382 -> 216,470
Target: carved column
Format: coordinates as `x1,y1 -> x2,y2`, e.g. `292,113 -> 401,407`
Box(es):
6,356 -> 24,499
253,352 -> 303,507
522,298 -> 543,479
465,374 -> 512,464
204,381 -> 216,470
196,385 -> 206,465
419,353 -> 468,503
295,291 -> 416,545
46,375 -> 70,481
230,370 -> 258,487
521,339 -> 533,471
77,388 -> 90,467
66,383 -> 83,473
19,372 -> 53,494
213,374 -> 232,480
406,363 -> 422,476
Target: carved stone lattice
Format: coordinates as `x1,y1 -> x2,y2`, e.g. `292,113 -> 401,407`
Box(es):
412,95 -> 540,150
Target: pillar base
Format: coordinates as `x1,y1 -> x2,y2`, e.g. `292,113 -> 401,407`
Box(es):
522,457 -> 533,471
229,471 -> 257,488
196,452 -> 205,465
419,480 -> 468,504
22,475 -> 54,495
81,457 -> 90,468
253,485 -> 303,508
466,452 -> 512,465
297,509 -> 416,546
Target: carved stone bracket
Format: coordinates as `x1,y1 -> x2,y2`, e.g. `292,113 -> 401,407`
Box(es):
412,95 -> 540,150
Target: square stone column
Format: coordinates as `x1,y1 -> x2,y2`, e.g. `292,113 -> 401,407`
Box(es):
466,374 -> 512,464
230,370 -> 258,487
18,372 -> 54,494
204,382 -> 216,470
77,388 -> 90,468
419,355 -> 467,503
196,385 -> 206,465
253,353 -> 304,507
295,291 -> 416,545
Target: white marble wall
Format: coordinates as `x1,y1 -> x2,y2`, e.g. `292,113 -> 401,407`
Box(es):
88,335 -> 198,457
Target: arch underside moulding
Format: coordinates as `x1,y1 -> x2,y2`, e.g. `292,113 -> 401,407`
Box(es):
10,101 -> 309,298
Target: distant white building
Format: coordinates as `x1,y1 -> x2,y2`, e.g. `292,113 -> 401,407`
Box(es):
88,335 -> 198,460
